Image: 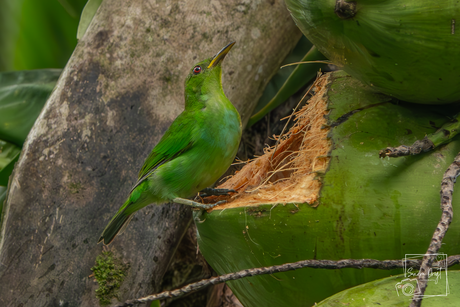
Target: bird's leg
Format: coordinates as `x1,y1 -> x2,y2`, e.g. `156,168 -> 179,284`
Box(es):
172,197 -> 227,209
199,187 -> 236,197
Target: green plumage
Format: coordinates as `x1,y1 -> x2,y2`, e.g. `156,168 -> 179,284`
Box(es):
99,43 -> 241,245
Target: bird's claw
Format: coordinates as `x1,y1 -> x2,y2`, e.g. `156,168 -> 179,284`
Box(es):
172,197 -> 227,210
199,187 -> 236,197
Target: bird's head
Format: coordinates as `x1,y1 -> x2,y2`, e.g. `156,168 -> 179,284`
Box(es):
185,42 -> 235,97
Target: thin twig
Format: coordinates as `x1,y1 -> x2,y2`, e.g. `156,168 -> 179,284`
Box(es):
114,255 -> 460,306
280,60 -> 333,68
409,152 -> 460,307
379,136 -> 434,158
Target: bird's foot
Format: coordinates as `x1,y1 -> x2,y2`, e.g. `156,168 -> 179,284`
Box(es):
199,187 -> 236,197
173,197 -> 226,210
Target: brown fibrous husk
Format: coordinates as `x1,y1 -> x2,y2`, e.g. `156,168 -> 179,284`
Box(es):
209,73 -> 331,209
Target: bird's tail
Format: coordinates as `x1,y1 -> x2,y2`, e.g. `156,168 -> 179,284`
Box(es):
98,200 -> 133,245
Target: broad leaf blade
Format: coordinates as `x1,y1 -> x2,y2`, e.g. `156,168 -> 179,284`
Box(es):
0,140 -> 21,186
248,45 -> 328,127
251,36 -> 313,116
0,69 -> 61,146
0,185 -> 7,226
0,0 -> 87,71
77,0 -> 104,40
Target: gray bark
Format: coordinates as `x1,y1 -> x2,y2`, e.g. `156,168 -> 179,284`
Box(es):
0,0 -> 301,306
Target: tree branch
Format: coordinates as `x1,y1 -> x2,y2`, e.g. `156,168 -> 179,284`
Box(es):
379,136 -> 434,158
409,152 -> 460,307
379,114 -> 460,158
114,255 -> 460,306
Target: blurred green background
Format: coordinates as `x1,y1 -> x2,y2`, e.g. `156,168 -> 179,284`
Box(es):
0,0 -> 88,71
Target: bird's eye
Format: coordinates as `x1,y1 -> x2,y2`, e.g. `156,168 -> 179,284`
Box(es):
193,66 -> 202,74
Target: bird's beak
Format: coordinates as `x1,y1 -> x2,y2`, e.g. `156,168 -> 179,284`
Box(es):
207,42 -> 235,69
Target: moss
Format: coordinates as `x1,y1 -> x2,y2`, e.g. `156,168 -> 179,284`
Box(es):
68,182 -> 82,194
91,251 -> 130,305
201,32 -> 210,41
161,66 -> 179,84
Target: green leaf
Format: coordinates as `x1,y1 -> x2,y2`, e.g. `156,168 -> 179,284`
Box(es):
77,0 -> 104,40
251,36 -> 313,117
0,139 -> 20,186
0,69 -> 61,146
248,44 -> 328,127
0,185 -> 7,226
0,0 -> 87,71
149,300 -> 161,307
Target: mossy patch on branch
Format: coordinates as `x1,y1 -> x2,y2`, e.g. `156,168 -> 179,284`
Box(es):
91,251 -> 130,305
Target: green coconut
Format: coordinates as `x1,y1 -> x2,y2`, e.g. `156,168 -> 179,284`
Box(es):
317,270 -> 459,306
194,71 -> 460,306
284,0 -> 460,104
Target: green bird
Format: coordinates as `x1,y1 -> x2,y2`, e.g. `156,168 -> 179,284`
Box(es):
98,42 -> 242,245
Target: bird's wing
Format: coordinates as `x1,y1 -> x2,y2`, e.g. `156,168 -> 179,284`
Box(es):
130,113 -> 195,193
